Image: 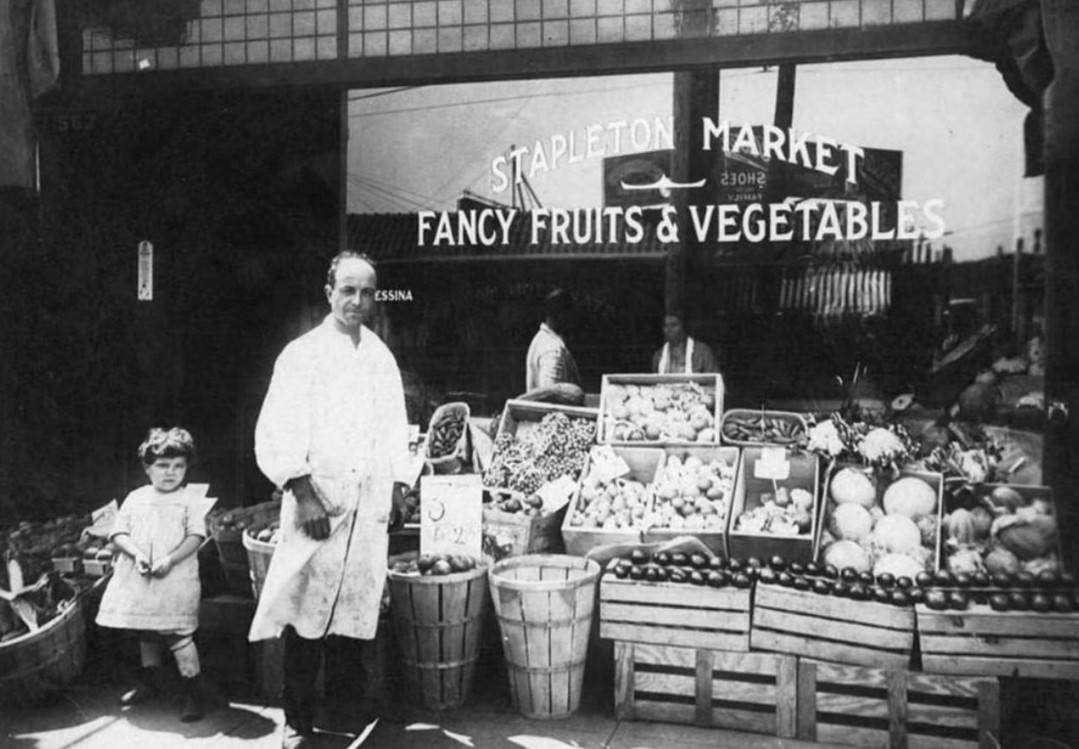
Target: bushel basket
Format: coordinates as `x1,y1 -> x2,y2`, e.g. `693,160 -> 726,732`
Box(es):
0,597 -> 86,706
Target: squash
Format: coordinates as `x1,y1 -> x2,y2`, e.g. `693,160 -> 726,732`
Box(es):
882,477 -> 937,518
992,513 -> 1058,560
822,540 -> 871,573
945,508 -> 978,545
830,468 -> 877,508
829,503 -> 874,542
969,505 -> 993,539
984,546 -> 1020,576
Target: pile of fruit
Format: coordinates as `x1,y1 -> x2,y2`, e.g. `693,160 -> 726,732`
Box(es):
6,516 -> 93,567
52,540 -> 117,563
567,463 -> 650,531
941,485 -> 1061,582
648,453 -> 734,531
734,485 -> 814,535
427,408 -> 467,459
605,549 -> 753,588
482,412 -> 596,495
817,468 -> 938,578
721,411 -> 807,446
401,486 -> 421,525
918,567 -> 1077,613
602,382 -> 717,443
489,493 -> 545,516
245,521 -> 282,545
389,553 -> 478,577
754,556 -> 928,608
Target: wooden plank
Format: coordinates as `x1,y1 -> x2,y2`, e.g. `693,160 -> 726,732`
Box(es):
916,606 -> 1079,638
774,654 -> 797,738
632,642 -> 696,669
633,670 -> 696,698
887,669 -> 908,749
796,660 -> 817,742
754,607 -> 913,650
811,661 -> 889,688
711,649 -> 787,677
602,602 -> 747,630
922,654 -> 1079,680
977,679 -> 1000,749
633,699 -> 697,725
815,723 -> 891,747
920,633 -> 1079,659
751,629 -> 911,669
908,736 -> 980,749
815,692 -> 888,719
614,641 -> 634,719
708,707 -> 776,735
695,648 -> 712,727
905,671 -> 989,699
601,579 -> 749,610
603,622 -> 749,651
906,703 -> 980,730
756,585 -> 913,630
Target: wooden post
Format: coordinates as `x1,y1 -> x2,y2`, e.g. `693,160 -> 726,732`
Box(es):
670,69 -> 720,322
1042,0 -> 1079,566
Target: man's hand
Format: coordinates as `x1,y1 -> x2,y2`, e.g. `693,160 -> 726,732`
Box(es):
287,476 -> 330,540
389,482 -> 410,531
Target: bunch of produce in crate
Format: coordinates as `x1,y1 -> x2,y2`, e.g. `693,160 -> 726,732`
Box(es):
939,483 -> 1063,586
918,566 -> 1077,613
6,516 -> 93,572
648,453 -> 734,531
606,549 -> 753,588
567,467 -> 649,531
489,493 -> 545,517
482,411 -> 595,494
602,381 -> 717,443
400,485 -> 421,525
733,484 -> 814,536
244,520 -> 282,545
0,556 -> 78,643
817,467 -> 940,579
721,409 -> 807,447
389,552 -> 478,576
754,555 -> 926,608
806,415 -> 915,470
426,407 -> 466,459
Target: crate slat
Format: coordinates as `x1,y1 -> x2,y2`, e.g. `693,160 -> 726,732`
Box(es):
917,607 -> 1079,638
754,607 -> 912,650
601,576 -> 748,609
815,724 -> 891,747
920,633 -> 1079,659
756,585 -> 914,630
603,601 -> 743,630
922,654 -> 1079,680
602,623 -> 749,652
752,629 -> 912,670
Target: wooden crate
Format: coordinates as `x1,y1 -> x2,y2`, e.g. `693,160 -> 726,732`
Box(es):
719,409 -> 808,448
614,641 -> 798,736
641,445 -> 740,557
561,446 -> 662,556
493,399 -> 599,444
917,604 -> 1079,680
751,584 -> 915,668
728,448 -> 820,564
600,561 -> 751,651
796,659 -> 1000,749
598,373 -> 725,446
482,502 -> 566,562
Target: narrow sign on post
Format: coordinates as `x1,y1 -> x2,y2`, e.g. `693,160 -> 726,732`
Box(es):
420,474 -> 482,559
137,240 -> 153,301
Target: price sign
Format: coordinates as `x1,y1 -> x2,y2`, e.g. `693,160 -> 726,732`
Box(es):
536,474 -> 576,513
589,444 -> 631,483
754,447 -> 791,481
420,474 -> 482,559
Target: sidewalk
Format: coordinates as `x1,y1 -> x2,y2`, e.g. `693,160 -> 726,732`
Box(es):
2,657 -> 840,749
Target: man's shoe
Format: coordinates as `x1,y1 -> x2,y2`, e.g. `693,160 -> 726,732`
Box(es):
119,667 -> 161,706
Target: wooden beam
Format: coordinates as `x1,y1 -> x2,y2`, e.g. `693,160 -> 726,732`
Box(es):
56,22 -> 970,107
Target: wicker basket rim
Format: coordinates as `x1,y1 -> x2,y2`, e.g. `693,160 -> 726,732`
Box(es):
0,597 -> 82,651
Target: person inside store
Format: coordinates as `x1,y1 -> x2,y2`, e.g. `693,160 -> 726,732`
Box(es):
652,313 -> 718,374
249,252 -> 412,748
95,426 -> 217,723
526,287 -> 582,390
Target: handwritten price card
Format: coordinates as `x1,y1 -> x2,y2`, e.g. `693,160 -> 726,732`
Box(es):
754,447 -> 791,481
420,474 -> 483,559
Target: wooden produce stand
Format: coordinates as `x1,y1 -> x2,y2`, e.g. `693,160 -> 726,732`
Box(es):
751,583 -> 916,669
796,659 -> 999,749
917,604 -> 1079,680
614,642 -> 798,737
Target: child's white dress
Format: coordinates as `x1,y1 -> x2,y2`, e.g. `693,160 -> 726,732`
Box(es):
96,485 -> 205,632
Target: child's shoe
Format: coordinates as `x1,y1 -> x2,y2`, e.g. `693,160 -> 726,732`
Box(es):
119,667 -> 161,706
180,675 -> 205,722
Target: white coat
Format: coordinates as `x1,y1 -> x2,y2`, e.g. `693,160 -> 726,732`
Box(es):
248,316 -> 410,642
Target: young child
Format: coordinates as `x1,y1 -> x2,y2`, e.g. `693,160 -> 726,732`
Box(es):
96,427 -> 212,722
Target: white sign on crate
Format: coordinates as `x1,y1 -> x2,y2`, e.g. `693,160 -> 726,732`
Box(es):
754,447 -> 791,481
589,444 -> 631,483
420,474 -> 482,559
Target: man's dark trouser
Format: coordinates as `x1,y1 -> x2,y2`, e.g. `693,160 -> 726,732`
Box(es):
282,626 -> 366,734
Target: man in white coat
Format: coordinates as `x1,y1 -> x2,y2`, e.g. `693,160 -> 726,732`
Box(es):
250,252 -> 412,748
